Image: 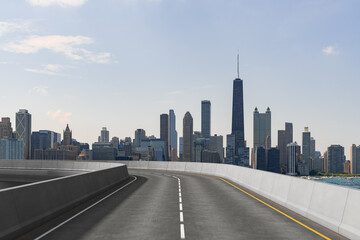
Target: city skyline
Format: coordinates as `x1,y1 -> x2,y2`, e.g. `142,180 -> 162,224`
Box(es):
1,1 -> 360,158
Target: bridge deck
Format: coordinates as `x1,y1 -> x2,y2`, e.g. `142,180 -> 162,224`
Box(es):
19,170 -> 347,240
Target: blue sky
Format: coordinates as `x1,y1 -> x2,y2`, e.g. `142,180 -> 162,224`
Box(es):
1,0 -> 359,157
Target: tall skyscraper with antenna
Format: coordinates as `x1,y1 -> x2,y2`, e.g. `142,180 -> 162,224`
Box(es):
231,54 -> 249,166
232,55 -> 245,152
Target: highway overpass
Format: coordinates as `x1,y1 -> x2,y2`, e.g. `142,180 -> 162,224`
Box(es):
1,160 -> 359,239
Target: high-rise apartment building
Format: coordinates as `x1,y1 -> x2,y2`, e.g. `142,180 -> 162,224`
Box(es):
168,109 -> 178,160
16,109 -> 32,159
0,117 -> 13,139
302,127 -> 311,167
160,113 -> 169,161
254,146 -> 266,170
179,137 -> 183,161
287,142 -> 300,176
201,100 -> 211,138
351,144 -> 360,174
253,107 -> 271,149
278,122 -> 293,173
327,145 -> 345,173
182,112 -> 193,162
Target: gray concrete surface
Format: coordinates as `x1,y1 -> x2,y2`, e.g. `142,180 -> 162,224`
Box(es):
22,170 -> 347,240
0,160 -> 129,240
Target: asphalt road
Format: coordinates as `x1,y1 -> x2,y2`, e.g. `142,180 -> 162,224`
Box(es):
19,170 -> 347,240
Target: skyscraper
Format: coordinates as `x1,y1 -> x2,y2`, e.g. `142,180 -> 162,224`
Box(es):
201,100 -> 211,138
0,117 -> 13,139
99,127 -> 109,143
134,129 -> 146,147
16,109 -> 31,159
287,142 -> 301,176
267,148 -> 280,173
350,144 -> 360,174
168,109 -> 178,160
31,130 -> 61,159
253,107 -> 271,150
160,113 -> 169,161
278,122 -> 293,173
210,134 -> 224,163
327,145 -> 345,173
231,76 -> 245,153
225,134 -> 235,165
182,112 -> 193,162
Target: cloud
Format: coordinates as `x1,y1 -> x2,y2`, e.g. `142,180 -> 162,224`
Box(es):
46,110 -> 72,124
0,20 -> 32,37
323,45 -> 339,55
26,0 -> 87,7
168,90 -> 184,95
25,64 -> 67,75
3,35 -> 112,63
29,86 -> 49,95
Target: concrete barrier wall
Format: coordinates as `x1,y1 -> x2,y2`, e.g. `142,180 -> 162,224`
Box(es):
0,160 -> 129,239
122,161 -> 359,239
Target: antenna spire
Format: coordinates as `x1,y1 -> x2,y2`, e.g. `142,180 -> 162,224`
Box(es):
237,51 -> 239,78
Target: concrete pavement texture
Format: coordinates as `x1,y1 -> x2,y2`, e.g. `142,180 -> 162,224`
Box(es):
18,170 -> 348,240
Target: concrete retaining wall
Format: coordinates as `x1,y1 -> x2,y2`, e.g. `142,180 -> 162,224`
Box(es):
122,161 -> 360,240
0,160 -> 129,239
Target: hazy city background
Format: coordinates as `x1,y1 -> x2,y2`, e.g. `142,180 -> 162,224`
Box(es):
1,1 -> 360,161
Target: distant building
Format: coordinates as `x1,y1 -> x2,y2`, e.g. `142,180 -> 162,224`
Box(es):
254,146 -> 266,170
160,113 -> 169,161
287,142 -> 300,176
278,122 -> 293,173
344,160 -> 351,174
34,125 -> 79,160
327,145 -> 345,173
302,127 -> 311,171
267,148 -> 280,173
140,139 -> 166,161
193,138 -> 206,162
134,129 -> 146,148
183,112 -> 193,162
232,74 -> 245,155
0,137 -> 24,160
63,124 -> 72,145
201,100 -> 211,138
0,117 -> 13,139
253,107 -> 271,150
31,130 -> 61,159
225,134 -> 235,165
93,147 -> 117,160
168,109 -> 178,160
99,127 -> 110,143
111,137 -> 120,150
350,144 -> 360,174
16,109 -> 32,159
179,137 -> 183,161
210,135 -> 224,163
202,150 -> 221,163
77,149 -> 93,161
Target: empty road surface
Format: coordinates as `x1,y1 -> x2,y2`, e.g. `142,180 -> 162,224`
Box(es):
19,169 -> 347,240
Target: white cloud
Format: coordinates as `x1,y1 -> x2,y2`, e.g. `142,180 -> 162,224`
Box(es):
3,35 -> 112,63
168,90 -> 184,95
29,86 -> 49,95
323,45 -> 340,55
25,64 -> 68,75
0,20 -> 32,37
26,0 -> 87,7
46,110 -> 72,124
